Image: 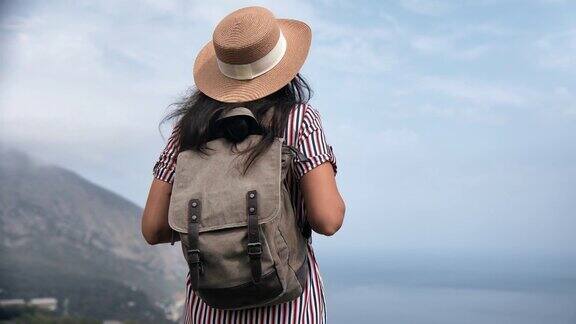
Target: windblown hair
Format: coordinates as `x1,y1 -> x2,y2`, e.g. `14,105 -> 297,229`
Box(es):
161,73 -> 313,172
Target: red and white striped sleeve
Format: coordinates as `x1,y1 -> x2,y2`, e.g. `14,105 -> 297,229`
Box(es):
293,104 -> 337,179
152,124 -> 181,184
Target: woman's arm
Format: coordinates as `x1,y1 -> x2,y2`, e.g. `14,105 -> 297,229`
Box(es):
141,179 -> 175,245
301,162 -> 345,236
142,125 -> 181,245
295,105 -> 345,236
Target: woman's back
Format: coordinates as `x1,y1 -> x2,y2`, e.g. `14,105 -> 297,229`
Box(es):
153,103 -> 337,323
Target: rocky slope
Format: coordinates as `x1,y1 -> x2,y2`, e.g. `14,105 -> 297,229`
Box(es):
0,147 -> 187,322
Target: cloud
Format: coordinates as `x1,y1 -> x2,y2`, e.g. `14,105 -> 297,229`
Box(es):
549,86 -> 576,118
415,75 -> 529,106
370,72 -> 546,125
535,28 -> 576,70
411,35 -> 493,60
398,0 -> 454,16
313,26 -> 399,74
375,128 -> 421,147
408,22 -> 510,60
1,1 -> 576,258
539,0 -> 570,3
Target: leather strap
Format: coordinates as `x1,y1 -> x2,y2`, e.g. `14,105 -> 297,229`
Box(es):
187,199 -> 202,290
283,145 -> 312,240
246,190 -> 262,283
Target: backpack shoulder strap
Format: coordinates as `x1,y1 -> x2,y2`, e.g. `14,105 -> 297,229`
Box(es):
214,107 -> 262,142
217,107 -> 257,122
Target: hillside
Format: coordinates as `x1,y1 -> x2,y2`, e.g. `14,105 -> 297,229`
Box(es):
0,147 -> 187,322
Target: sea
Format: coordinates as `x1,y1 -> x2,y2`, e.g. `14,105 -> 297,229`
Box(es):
317,251 -> 576,324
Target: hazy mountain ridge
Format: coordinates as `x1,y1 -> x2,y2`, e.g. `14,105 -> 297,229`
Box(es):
0,147 -> 187,322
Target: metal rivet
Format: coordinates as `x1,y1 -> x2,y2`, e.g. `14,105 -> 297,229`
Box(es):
249,193 -> 255,199
192,202 -> 198,207
249,207 -> 255,213
191,215 -> 197,220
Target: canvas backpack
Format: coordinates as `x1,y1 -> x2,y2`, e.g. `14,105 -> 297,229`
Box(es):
168,107 -> 310,310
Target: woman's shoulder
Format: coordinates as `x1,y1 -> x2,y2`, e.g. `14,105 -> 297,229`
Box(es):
287,102 -> 338,178
285,103 -> 311,144
287,102 -> 325,139
288,102 -> 320,121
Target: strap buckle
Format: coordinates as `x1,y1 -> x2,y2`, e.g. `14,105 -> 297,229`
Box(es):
187,248 -> 204,274
247,242 -> 262,257
187,248 -> 200,258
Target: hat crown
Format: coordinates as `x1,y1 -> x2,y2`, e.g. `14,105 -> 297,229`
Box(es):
212,6 -> 281,65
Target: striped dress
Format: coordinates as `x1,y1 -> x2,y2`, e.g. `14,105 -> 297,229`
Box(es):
152,103 -> 337,324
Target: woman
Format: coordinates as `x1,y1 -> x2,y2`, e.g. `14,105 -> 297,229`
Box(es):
142,6 -> 345,324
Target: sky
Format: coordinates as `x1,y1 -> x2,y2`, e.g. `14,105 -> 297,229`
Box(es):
1,0 -> 575,258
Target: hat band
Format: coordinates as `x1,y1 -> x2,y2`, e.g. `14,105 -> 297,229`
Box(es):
216,30 -> 287,80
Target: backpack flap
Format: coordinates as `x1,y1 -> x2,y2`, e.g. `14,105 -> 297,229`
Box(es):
168,135 -> 282,234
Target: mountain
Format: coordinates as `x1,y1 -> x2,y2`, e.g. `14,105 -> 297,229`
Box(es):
0,147 -> 187,323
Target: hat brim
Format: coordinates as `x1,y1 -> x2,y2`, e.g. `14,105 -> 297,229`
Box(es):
193,19 -> 311,103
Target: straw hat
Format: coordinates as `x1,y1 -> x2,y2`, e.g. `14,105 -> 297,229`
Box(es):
193,6 -> 312,103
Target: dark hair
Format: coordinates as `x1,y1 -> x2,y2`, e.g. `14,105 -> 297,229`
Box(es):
161,73 -> 313,172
